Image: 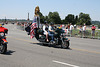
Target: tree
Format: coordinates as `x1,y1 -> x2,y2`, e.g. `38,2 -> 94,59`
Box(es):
78,12 -> 91,25
39,12 -> 45,23
48,12 -> 61,24
44,16 -> 48,22
74,15 -> 78,24
61,19 -> 66,24
65,14 -> 75,24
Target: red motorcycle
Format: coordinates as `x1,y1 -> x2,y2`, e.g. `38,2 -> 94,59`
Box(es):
0,32 -> 8,54
0,25 -> 8,54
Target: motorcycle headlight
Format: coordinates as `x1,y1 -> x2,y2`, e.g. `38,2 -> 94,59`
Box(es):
0,33 -> 4,37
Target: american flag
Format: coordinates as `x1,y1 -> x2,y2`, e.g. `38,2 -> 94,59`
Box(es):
30,22 -> 37,39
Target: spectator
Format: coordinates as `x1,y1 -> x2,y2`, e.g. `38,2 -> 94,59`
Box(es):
60,24 -> 62,27
91,24 -> 96,38
62,24 -> 65,30
70,23 -> 74,36
26,22 -> 32,35
83,23 -> 86,37
74,24 -> 77,30
16,22 -> 19,25
65,25 -> 69,35
67,24 -> 70,31
79,25 -> 83,37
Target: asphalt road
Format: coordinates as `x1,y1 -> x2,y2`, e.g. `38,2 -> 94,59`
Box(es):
0,24 -> 100,67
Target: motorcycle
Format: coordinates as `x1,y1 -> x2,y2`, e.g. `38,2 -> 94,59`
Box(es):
0,32 -> 8,54
37,28 -> 70,49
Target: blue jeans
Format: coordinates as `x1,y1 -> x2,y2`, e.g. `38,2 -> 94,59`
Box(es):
48,31 -> 54,41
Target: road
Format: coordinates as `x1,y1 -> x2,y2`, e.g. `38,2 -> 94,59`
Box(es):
0,24 -> 100,67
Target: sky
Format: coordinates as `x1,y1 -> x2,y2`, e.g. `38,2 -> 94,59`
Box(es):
0,0 -> 100,21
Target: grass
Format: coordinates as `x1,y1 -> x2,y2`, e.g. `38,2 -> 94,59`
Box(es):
70,29 -> 100,38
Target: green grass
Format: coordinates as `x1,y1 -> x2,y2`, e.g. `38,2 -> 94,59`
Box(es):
71,29 -> 100,38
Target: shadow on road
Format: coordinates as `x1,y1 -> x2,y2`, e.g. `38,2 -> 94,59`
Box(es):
3,50 -> 16,55
32,43 -> 42,45
31,43 -> 72,50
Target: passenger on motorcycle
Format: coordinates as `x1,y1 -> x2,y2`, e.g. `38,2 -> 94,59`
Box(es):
43,21 -> 49,42
48,22 -> 55,42
0,24 -> 8,34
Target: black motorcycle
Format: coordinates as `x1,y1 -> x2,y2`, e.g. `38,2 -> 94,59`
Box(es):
0,32 -> 8,54
37,28 -> 70,49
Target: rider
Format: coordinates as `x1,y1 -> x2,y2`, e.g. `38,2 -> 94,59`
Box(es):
48,22 -> 55,42
43,21 -> 49,42
0,24 -> 8,34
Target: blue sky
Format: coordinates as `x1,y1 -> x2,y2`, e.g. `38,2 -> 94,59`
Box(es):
0,0 -> 100,21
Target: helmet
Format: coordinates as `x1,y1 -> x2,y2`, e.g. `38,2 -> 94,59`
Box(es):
50,22 -> 54,25
44,21 -> 47,24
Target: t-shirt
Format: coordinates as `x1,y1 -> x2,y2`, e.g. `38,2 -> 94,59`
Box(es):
70,25 -> 73,30
79,26 -> 82,31
68,25 -> 70,29
43,25 -> 48,34
49,26 -> 54,31
83,26 -> 86,31
62,25 -> 65,30
91,26 -> 96,30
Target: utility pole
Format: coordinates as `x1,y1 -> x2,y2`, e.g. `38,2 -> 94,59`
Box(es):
5,17 -> 6,24
16,18 -> 17,23
27,12 -> 30,23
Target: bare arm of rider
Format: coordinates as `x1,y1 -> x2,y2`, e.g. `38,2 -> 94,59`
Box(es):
49,26 -> 55,32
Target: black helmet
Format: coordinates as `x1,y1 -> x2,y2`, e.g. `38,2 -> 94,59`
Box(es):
44,21 -> 47,24
50,22 -> 54,25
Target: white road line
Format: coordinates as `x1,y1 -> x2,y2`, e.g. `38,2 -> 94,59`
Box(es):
52,60 -> 79,67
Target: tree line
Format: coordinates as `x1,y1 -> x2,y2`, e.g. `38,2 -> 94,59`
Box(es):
39,12 -> 91,25
0,12 -> 92,25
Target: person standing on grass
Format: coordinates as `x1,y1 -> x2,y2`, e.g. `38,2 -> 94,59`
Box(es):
65,25 -> 69,35
83,23 -> 86,37
62,24 -> 65,30
91,24 -> 96,38
67,24 -> 70,31
79,25 -> 83,37
74,24 -> 77,30
70,23 -> 74,36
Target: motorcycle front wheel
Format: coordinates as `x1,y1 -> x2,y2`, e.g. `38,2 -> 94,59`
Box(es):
61,41 -> 69,49
0,43 -> 7,54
